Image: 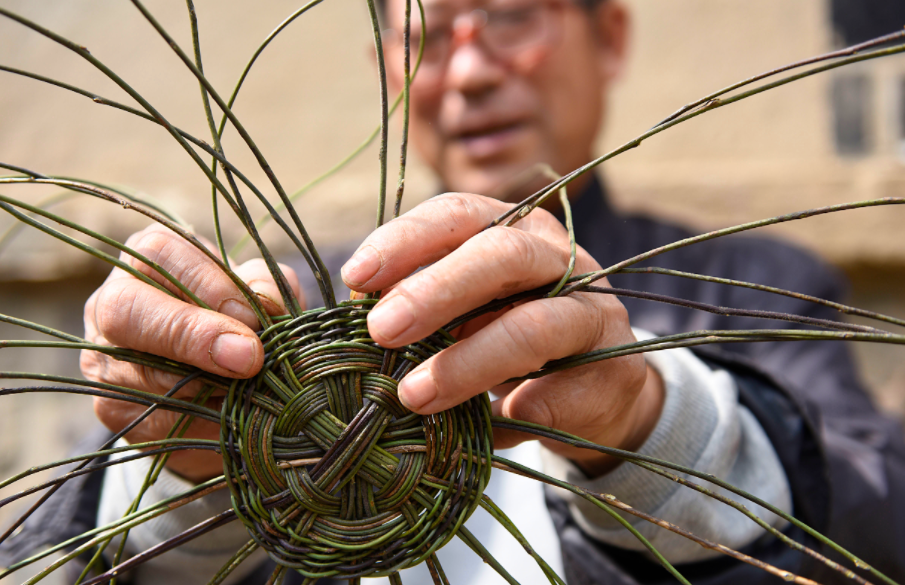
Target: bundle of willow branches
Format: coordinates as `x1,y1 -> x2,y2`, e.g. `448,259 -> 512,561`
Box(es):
1,2 -> 905,584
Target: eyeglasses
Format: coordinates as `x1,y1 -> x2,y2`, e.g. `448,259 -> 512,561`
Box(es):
385,0 -> 565,84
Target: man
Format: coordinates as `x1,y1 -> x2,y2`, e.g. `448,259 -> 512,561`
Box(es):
4,0 -> 904,583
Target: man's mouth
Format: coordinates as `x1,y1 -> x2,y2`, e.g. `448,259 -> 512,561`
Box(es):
454,121 -> 529,160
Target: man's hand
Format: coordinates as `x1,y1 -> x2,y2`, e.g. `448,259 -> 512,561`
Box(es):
342,193 -> 664,476
81,225 -> 301,482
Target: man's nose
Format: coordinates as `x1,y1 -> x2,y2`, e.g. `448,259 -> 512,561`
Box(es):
444,36 -> 506,97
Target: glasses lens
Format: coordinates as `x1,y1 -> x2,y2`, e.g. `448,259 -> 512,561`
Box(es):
410,23 -> 450,66
484,1 -> 554,54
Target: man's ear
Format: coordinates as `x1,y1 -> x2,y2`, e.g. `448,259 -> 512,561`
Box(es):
593,0 -> 630,83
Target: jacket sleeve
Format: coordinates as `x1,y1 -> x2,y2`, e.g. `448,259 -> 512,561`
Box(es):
541,329 -> 793,564
548,238 -> 905,584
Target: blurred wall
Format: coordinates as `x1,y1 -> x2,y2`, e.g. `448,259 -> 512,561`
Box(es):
2,0 -> 905,537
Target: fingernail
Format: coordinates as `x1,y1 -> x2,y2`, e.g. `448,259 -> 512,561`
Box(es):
342,245 -> 381,287
246,281 -> 287,316
218,299 -> 259,329
399,369 -> 438,411
369,295 -> 416,342
210,333 -> 256,375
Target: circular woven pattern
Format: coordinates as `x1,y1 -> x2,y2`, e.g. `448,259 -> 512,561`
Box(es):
220,302 -> 493,580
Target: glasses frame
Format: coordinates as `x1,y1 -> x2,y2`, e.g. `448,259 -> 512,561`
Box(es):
384,0 -> 568,86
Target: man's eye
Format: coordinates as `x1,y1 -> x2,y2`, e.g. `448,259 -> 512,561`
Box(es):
492,7 -> 534,25
424,29 -> 446,45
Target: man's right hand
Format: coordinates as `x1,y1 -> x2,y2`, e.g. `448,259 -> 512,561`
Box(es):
80,224 -> 301,483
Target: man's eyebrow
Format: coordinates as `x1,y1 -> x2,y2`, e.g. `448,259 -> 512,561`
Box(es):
421,0 -> 458,13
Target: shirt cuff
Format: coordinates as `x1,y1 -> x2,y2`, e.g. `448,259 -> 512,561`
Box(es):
541,328 -> 792,563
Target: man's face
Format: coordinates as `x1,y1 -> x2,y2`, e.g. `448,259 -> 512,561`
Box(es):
383,0 -> 627,199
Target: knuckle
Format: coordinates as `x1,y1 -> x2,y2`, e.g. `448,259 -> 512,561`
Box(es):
124,230 -> 175,275
574,292 -> 623,353
484,228 -> 555,283
433,193 -> 485,233
508,390 -> 557,429
93,396 -> 122,431
501,306 -> 555,369
161,308 -> 211,363
93,279 -> 137,343
398,269 -> 448,311
83,289 -> 99,331
80,349 -> 105,382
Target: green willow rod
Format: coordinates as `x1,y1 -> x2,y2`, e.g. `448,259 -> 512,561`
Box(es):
0,312 -> 85,343
491,419 -> 896,585
449,460 -> 685,585
445,275 -> 886,335
0,193 -> 208,308
0,438 -> 214,496
503,487 -> 685,585
210,0 -> 326,262
0,191 -> 75,254
492,456 -> 822,585
0,8 -> 292,322
29,508 -> 237,585
0,376 -> 221,422
0,174 -> 270,325
0,198 -> 175,301
630,459 -> 871,584
230,0 -> 427,255
262,566 -> 287,585
562,197 -> 905,295
182,0 -> 304,313
209,540 -> 260,585
0,444 -> 217,510
0,386 -> 220,425
393,0 -> 413,219
456,526 -> 523,585
652,28 -> 905,131
478,495 -> 565,585
0,370 -> 206,547
0,160 -> 187,226
582,285 -> 885,334
0,438 -> 216,493
0,342 -> 194,377
426,555 -> 451,585
0,476 -> 228,580
523,328 -> 905,379
0,99 -> 306,278
492,39 -> 905,229
129,0 -> 334,310
366,0 -> 390,229
617,266 -> 905,329
186,0 -> 233,265
501,164 -> 577,297
0,72 -> 306,263
103,386 -> 220,585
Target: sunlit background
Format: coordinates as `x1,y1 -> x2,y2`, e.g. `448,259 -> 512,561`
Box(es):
2,0 -> 905,582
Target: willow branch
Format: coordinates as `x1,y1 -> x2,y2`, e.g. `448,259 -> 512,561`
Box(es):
490,40 -> 905,228
129,0 -> 333,309
617,266 -> 905,329
562,198 -> 905,295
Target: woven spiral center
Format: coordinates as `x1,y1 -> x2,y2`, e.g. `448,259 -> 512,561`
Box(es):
220,303 -> 493,579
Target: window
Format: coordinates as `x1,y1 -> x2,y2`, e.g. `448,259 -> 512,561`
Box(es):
831,74 -> 873,156
899,75 -> 905,159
